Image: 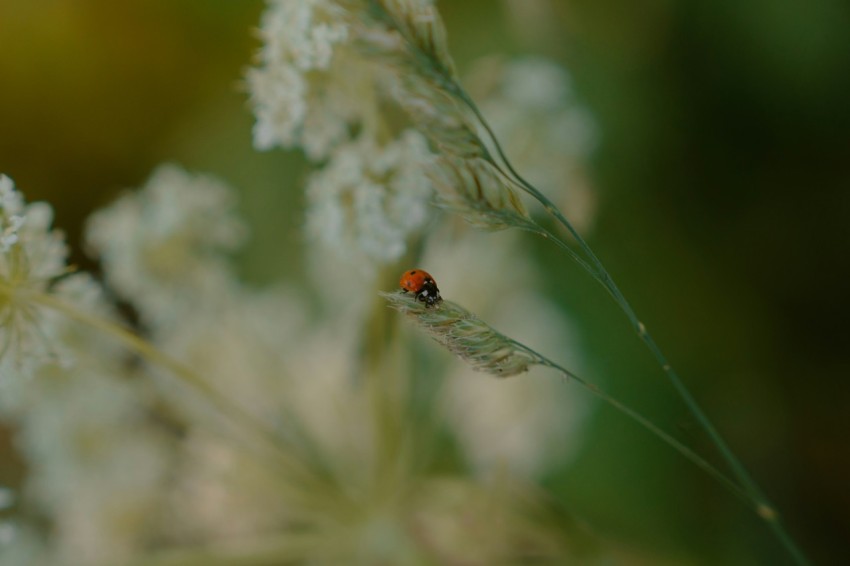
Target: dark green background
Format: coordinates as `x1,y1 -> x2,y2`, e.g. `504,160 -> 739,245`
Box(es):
1,1 -> 848,563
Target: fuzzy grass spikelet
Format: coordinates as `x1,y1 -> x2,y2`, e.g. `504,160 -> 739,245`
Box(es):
369,0 -> 454,73
390,73 -> 485,158
429,156 -> 531,231
381,290 -> 541,377
354,0 -> 486,158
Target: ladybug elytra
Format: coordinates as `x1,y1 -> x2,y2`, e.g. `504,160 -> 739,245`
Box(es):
399,269 -> 442,307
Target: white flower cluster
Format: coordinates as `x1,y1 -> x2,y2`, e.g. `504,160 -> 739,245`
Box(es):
305,130 -> 432,272
3,160 -> 590,562
0,169 -> 294,562
0,175 -> 83,378
1,167 -> 384,562
0,176 -> 177,565
249,0 -> 362,159
248,0 -> 456,157
248,2 -> 596,481
249,0 -> 457,276
15,368 -> 171,565
1,2 -> 603,563
85,164 -> 247,330
0,176 -> 25,252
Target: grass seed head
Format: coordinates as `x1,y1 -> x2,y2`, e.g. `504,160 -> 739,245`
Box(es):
382,290 -> 540,377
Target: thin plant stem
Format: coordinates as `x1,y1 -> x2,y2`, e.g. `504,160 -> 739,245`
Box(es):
509,340 -> 753,510
366,3 -> 807,561
454,87 -> 809,565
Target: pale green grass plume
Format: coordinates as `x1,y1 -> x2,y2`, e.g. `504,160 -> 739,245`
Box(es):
381,290 -> 540,377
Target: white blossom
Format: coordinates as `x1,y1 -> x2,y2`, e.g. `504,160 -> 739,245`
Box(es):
85,164 -> 247,331
0,174 -> 26,253
259,0 -> 349,72
248,0 -> 374,159
0,3 -> 604,563
163,432 -> 292,543
152,287 -> 374,542
12,365 -> 172,565
157,282 -> 373,487
1,271 -> 172,565
0,175 -> 25,251
0,175 -> 71,378
248,0 -> 466,161
305,130 -> 433,274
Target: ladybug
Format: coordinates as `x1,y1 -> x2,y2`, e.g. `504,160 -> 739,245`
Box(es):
399,269 -> 442,307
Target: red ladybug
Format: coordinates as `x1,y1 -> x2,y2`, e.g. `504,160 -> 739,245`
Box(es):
399,269 -> 442,307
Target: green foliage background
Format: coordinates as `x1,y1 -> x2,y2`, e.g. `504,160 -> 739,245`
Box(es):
1,1 -> 848,563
